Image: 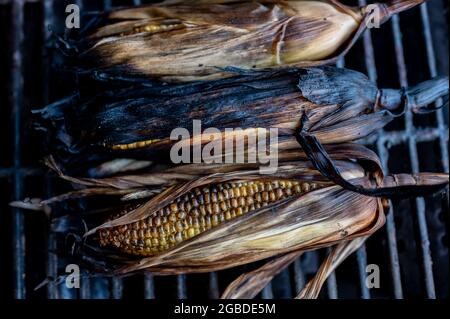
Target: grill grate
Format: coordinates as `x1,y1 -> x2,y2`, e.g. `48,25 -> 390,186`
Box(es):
1,0 -> 448,299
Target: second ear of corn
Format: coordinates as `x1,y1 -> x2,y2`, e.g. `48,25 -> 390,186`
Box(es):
37,66 -> 448,174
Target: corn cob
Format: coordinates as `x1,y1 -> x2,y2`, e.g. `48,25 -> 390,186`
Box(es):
95,171 -> 449,261
98,179 -> 322,256
37,67 -> 448,173
69,0 -> 424,82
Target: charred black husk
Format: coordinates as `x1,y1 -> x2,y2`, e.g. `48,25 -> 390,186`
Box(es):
35,66 -> 449,175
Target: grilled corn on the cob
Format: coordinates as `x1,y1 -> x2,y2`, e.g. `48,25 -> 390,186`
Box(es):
10,144 -> 448,279
37,67 -> 449,174
69,0 -> 425,81
98,179 -> 322,256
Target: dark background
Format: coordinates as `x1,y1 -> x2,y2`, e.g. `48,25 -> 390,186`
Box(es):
0,0 -> 448,299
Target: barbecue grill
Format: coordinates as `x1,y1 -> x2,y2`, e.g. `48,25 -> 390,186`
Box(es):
1,0 -> 448,299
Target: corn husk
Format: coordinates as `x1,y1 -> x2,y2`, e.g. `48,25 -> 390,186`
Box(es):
220,236 -> 367,299
36,67 -> 448,175
10,143 -> 448,298
11,144 -> 448,274
80,166 -> 388,275
296,236 -> 368,299
221,250 -> 303,299
19,143 -> 379,211
220,170 -> 450,298
68,0 -> 425,82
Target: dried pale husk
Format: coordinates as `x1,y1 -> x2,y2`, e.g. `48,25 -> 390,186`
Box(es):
10,144 -> 448,299
296,236 -> 368,299
41,144 -> 376,191
217,172 -> 449,299
27,144 -> 445,277
221,250 -> 303,299
71,0 -> 424,82
36,67 -> 448,174
220,234 -> 367,299
10,144 -> 370,215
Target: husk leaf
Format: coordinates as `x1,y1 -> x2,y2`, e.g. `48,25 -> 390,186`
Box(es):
296,236 -> 368,299
221,250 -> 303,299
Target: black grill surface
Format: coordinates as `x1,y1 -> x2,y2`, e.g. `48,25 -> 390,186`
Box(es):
0,0 -> 448,299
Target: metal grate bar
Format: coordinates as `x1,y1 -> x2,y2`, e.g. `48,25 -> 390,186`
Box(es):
261,283 -> 274,299
354,8 -> 372,300
104,0 -> 112,10
75,0 -> 91,299
338,39 -> 369,299
391,13 -> 436,299
325,248 -> 338,299
325,274 -> 338,299
319,56 -> 347,300
144,273 -> 155,299
47,233 -> 59,299
208,272 -> 220,299
177,274 -> 187,299
42,0 -> 59,299
11,0 -> 26,300
363,127 -> 447,146
111,277 -> 123,299
420,3 -> 449,173
80,272 -> 92,299
76,0 -> 89,300
91,277 -> 111,299
359,0 -> 404,298
356,246 -> 370,298
377,143 -> 404,298
100,0 -> 125,300
75,0 -> 84,10
292,258 -> 305,296
0,167 -> 43,178
291,253 -> 305,296
144,272 -> 155,299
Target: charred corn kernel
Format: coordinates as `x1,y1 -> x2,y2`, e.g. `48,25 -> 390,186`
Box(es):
301,182 -> 310,192
121,23 -> 183,36
111,139 -> 160,151
211,214 -> 219,227
98,179 -> 324,256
